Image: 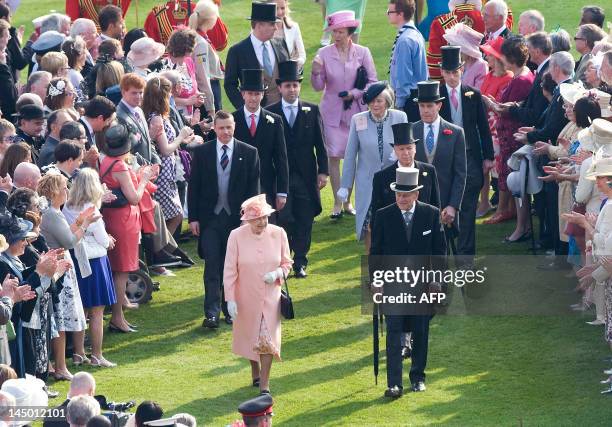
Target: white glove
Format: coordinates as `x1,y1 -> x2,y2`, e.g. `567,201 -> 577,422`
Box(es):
263,268 -> 284,284
336,187 -> 349,203
227,301 -> 238,319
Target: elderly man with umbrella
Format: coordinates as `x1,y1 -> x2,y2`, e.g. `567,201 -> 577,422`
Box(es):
370,167 -> 447,398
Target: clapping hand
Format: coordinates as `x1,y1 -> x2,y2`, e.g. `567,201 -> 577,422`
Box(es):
83,146 -> 99,166
570,150 -> 592,165
101,183 -> 117,204
533,141 -> 551,156
561,211 -> 586,227
35,249 -> 61,277
0,175 -> 12,193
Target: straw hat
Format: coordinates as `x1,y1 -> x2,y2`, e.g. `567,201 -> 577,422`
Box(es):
442,23 -> 484,59
586,154 -> 612,179
240,194 -> 275,221
127,37 -> 166,68
325,10 -> 360,32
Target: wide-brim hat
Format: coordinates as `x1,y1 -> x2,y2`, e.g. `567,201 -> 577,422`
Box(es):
588,89 -> 612,118
413,81 -> 445,103
0,214 -> 33,245
591,118 -> 612,149
439,45 -> 464,71
240,69 -> 268,92
1,376 -> 48,426
480,36 -> 504,59
247,2 -> 280,23
442,23 -> 484,59
240,194 -> 276,221
104,124 -> 135,157
325,10 -> 360,32
390,167 -> 423,193
390,122 -> 419,146
586,155 -> 612,180
127,37 -> 166,68
12,104 -> 49,121
276,60 -> 303,84
362,81 -> 389,105
559,82 -> 586,105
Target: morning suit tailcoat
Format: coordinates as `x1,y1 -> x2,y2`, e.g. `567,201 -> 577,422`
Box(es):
116,101 -> 161,165
370,160 -> 440,229
439,84 -> 493,257
370,201 -> 446,388
414,118 -> 467,215
224,36 -> 290,109
267,100 -> 328,216
232,109 -> 289,208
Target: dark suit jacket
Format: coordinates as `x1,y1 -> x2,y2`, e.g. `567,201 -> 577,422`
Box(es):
116,101 -> 161,164
508,59 -> 549,126
232,109 -> 289,205
79,118 -> 94,150
526,79 -> 570,145
187,138 -> 260,231
370,160 -> 440,228
440,84 -> 493,164
42,399 -> 69,427
224,36 -> 290,109
414,118 -> 467,211
267,100 -> 328,216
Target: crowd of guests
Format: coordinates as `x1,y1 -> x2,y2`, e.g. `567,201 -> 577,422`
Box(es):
0,0 -> 606,417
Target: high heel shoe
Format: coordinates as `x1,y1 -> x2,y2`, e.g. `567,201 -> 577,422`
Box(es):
108,322 -> 136,333
90,355 -> 117,368
52,370 -> 73,381
72,354 -> 90,366
503,231 -> 532,243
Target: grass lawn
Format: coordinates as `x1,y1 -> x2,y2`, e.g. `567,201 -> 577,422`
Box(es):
11,0 -> 612,425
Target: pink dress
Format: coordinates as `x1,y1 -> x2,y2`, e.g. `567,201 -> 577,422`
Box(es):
311,42 -> 378,158
224,224 -> 293,361
172,56 -> 199,118
462,57 -> 489,90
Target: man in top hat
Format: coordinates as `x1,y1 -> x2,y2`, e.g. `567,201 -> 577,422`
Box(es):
413,81 -> 467,248
231,68 -> 289,215
188,110 -> 260,329
13,104 -> 49,165
438,45 -> 493,264
267,61 -> 328,278
370,167 -> 447,398
224,1 -> 290,109
234,394 -> 273,426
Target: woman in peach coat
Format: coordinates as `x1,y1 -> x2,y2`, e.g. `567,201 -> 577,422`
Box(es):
224,194 -> 293,395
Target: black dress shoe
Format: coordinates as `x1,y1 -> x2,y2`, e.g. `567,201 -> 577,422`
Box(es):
411,381 -> 426,392
224,317 -> 233,325
108,322 -> 136,333
401,345 -> 412,360
384,386 -> 403,398
202,317 -> 219,329
150,250 -> 182,268
294,266 -> 307,278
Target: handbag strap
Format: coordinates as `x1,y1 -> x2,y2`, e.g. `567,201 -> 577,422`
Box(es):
282,271 -> 290,297
99,159 -> 120,181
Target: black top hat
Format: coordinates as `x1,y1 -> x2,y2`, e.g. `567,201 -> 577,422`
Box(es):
362,81 -> 389,105
247,2 -> 279,23
390,122 -> 419,146
238,394 -> 273,418
240,69 -> 268,92
390,167 -> 423,193
104,124 -> 135,157
276,61 -> 303,84
12,104 -> 49,121
413,81 -> 445,103
440,45 -> 464,71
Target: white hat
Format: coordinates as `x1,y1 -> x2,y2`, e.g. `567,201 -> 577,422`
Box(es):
506,145 -> 543,197
586,152 -> 612,179
559,82 -> 586,105
587,89 -> 612,118
1,376 -> 48,426
443,23 -> 484,59
127,37 -> 166,68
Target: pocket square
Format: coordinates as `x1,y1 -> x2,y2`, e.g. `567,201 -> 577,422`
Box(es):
422,230 -> 432,235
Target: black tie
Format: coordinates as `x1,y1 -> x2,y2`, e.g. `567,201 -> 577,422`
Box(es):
220,145 -> 229,170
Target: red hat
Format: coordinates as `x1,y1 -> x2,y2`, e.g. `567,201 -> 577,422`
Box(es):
480,36 -> 504,60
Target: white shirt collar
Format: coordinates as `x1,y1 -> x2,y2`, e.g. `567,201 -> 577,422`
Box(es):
401,203 -> 417,216
446,83 -> 462,96
282,98 -> 299,109
250,32 -> 267,46
424,116 -> 441,130
490,26 -> 507,39
217,138 -> 235,153
398,161 -> 415,168
537,57 -> 550,74
244,106 -> 261,121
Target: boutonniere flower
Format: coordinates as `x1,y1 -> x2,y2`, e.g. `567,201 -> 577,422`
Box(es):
422,171 -> 428,177
302,106 -> 311,113
465,91 -> 474,98
443,129 -> 453,135
266,115 -> 275,124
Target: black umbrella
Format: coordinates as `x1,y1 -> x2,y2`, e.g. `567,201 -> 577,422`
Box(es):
373,303 -> 384,385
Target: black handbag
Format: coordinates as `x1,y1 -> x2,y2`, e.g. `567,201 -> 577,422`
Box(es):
354,65 -> 368,90
280,272 -> 294,320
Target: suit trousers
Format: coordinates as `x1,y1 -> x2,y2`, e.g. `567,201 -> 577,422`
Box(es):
200,211 -> 232,319
544,181 -> 562,255
277,173 -> 315,269
386,315 -> 430,388
457,155 -> 484,263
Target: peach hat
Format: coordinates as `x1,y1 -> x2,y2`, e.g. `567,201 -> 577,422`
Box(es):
240,194 -> 275,221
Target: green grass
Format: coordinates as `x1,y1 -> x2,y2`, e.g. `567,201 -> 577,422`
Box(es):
11,0 -> 612,425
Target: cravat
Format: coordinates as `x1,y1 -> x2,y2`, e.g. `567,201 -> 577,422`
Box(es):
389,23 -> 410,75
220,145 -> 229,170
451,88 -> 459,110
288,106 -> 296,127
426,125 -> 435,155
262,42 -> 273,76
249,114 -> 257,137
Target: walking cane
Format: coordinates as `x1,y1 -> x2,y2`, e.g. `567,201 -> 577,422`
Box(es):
524,158 -> 538,255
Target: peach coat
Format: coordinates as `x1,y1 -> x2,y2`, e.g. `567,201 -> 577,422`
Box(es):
224,224 -> 293,362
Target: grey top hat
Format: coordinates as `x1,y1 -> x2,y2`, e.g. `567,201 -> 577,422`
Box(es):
390,167 -> 423,193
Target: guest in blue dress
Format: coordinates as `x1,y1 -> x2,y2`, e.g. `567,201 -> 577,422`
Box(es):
63,168 -> 118,368
416,0 -> 449,41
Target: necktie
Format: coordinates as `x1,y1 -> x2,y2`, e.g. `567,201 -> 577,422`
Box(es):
403,210 -> 413,226
262,42 -> 273,76
426,125 -> 435,155
220,145 -> 229,170
389,23 -> 410,75
288,106 -> 296,127
451,88 -> 459,110
249,113 -> 257,137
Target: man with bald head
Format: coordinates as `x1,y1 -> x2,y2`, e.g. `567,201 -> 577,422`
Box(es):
13,162 -> 42,191
44,372 -> 96,427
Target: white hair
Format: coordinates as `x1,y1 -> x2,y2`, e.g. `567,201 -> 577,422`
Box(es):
70,18 -> 96,37
550,51 -> 575,77
519,10 -> 545,32
448,0 -> 482,11
69,372 -> 96,398
67,396 -> 100,427
0,391 -> 15,419
41,13 -> 70,34
483,0 -> 508,20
